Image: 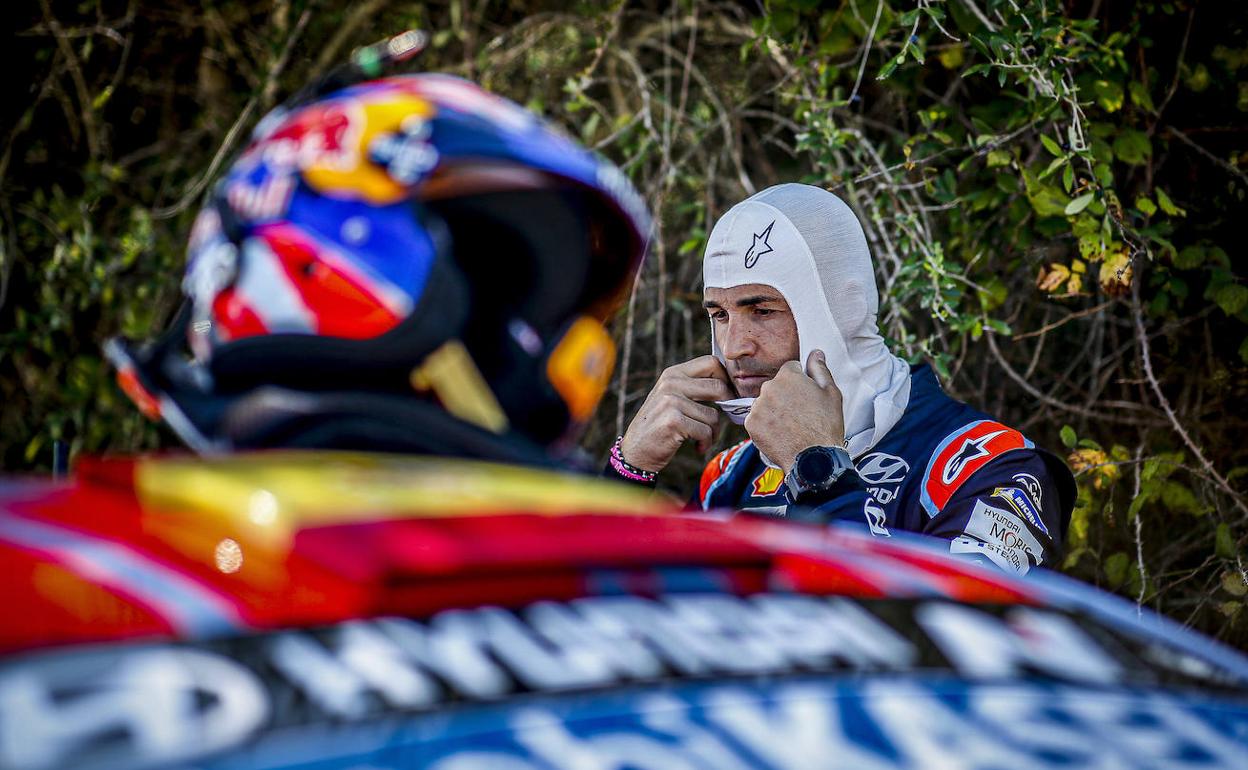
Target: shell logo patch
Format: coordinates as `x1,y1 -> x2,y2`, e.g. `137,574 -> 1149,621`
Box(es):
751,467 -> 785,497
921,420 -> 1032,517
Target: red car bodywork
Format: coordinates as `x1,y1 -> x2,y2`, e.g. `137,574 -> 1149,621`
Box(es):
0,451 -> 1035,654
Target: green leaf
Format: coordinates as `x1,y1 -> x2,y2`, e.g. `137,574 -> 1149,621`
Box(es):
1092,79 -> 1124,112
1094,162 -> 1115,189
1142,453 -> 1182,482
1060,424 -> 1077,448
1214,284 -> 1248,316
1135,196 -> 1157,216
984,317 -> 1012,334
1040,134 -> 1063,157
1063,546 -> 1090,570
1104,551 -> 1130,589
1174,245 -> 1205,269
1112,129 -> 1152,165
1065,192 -> 1096,216
1022,169 -> 1070,218
1186,62 -> 1211,92
877,51 -> 905,80
1128,80 -> 1156,112
1217,600 -> 1244,621
1156,187 -> 1184,216
1216,523 -> 1238,560
1062,164 -> 1075,193
1039,155 -> 1067,179
92,85 -> 114,111
968,34 -> 991,58
1160,481 -> 1205,515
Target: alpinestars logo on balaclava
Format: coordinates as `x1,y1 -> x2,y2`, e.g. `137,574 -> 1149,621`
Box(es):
744,221 -> 775,268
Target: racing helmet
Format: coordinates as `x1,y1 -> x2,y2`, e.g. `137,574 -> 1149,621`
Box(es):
108,38 -> 650,460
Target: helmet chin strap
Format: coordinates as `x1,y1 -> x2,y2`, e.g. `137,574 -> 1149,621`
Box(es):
409,339 -> 510,434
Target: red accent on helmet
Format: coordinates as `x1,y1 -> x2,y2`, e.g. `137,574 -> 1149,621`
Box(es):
260,225 -> 403,340
212,288 -> 268,342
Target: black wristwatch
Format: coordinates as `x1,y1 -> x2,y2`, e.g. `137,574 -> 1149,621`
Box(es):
784,445 -> 862,505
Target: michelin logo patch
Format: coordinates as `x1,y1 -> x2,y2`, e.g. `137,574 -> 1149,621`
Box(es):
992,485 -> 1049,536
951,499 -> 1044,574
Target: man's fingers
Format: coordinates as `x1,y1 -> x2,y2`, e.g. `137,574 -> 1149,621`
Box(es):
677,413 -> 715,447
677,376 -> 736,402
805,349 -> 839,393
674,395 -> 720,427
767,360 -> 802,387
677,355 -> 731,383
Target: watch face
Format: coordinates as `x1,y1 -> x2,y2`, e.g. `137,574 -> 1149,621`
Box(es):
798,448 -> 835,482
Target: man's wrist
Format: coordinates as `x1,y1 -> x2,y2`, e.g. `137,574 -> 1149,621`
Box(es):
605,436 -> 658,487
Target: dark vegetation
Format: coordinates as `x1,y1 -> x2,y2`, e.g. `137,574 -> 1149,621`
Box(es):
5,0 -> 1247,645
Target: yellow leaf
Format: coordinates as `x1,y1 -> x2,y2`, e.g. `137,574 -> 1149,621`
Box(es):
1037,263 -> 1070,293
938,46 -> 965,69
1069,448 -> 1118,489
1099,249 -> 1133,296
1223,570 -> 1248,598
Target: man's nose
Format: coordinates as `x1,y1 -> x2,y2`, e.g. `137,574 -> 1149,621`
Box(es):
720,320 -> 756,360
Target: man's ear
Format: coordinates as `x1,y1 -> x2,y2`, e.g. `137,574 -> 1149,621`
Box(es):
837,281 -> 874,338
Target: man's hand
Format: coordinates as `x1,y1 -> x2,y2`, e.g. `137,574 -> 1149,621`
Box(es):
619,355 -> 735,473
744,350 -> 845,474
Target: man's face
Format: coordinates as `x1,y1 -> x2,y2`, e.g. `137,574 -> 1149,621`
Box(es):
703,283 -> 799,398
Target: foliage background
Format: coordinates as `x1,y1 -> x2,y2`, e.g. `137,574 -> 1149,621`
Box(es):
5,0 -> 1247,646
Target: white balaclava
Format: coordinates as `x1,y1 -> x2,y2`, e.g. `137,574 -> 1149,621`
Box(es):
703,183 -> 912,459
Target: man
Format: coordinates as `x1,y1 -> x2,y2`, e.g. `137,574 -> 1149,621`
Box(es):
607,183 -> 1074,575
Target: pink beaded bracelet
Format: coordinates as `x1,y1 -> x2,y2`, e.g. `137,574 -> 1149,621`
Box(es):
609,436 -> 657,483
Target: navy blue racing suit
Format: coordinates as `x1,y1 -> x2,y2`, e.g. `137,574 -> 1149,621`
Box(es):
694,364 -> 1075,575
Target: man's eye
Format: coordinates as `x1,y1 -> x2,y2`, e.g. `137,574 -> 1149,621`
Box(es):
709,310 -> 727,321
754,308 -> 775,317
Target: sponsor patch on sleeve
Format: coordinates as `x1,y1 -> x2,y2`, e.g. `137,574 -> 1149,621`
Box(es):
920,420 -> 1033,517
751,467 -> 785,497
991,485 -> 1049,537
949,499 -> 1044,575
